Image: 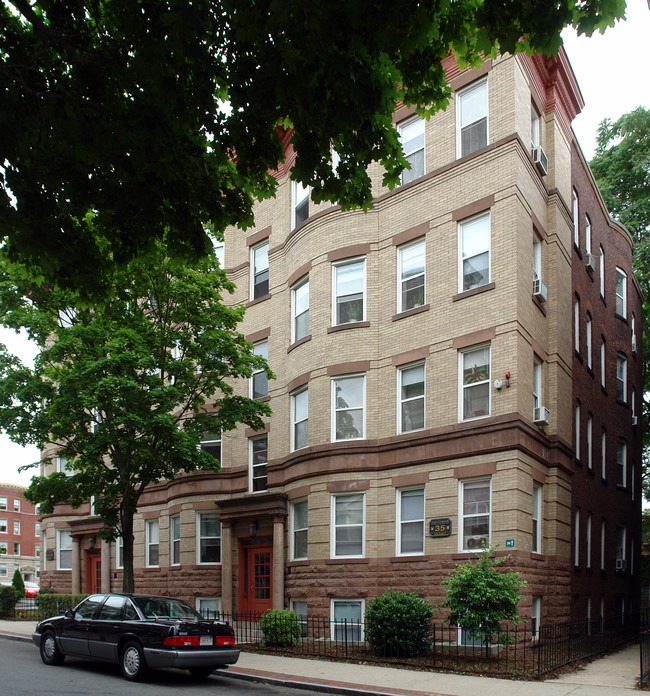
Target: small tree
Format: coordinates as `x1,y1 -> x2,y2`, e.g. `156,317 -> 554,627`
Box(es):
11,568 -> 25,598
365,590 -> 434,657
439,545 -> 526,656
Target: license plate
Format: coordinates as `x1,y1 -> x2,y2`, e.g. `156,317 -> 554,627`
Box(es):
200,636 -> 213,646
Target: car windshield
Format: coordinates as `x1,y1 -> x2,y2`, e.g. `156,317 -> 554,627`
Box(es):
132,597 -> 203,620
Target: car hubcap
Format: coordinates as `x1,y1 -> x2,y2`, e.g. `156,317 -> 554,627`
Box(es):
123,647 -> 140,675
43,636 -> 55,659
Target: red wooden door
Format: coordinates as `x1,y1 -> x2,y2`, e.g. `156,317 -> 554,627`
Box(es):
239,545 -> 273,615
85,551 -> 101,594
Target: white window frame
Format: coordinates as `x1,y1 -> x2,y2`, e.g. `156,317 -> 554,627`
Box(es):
196,597 -> 222,619
532,484 -> 542,554
532,596 -> 541,640
170,515 -> 181,566
531,103 -> 540,151
145,519 -> 159,568
599,246 -> 605,298
0,518 -> 6,534
249,435 -> 268,493
0,541 -> 6,555
575,403 -> 581,461
601,520 -> 606,571
291,276 -> 309,343
397,362 -> 425,434
13,498 -> 19,512
291,179 -> 310,230
57,529 -> 72,571
600,340 -> 606,388
13,520 -> 19,535
616,526 -> 627,565
574,299 -> 580,353
459,478 -> 491,552
332,257 -> 366,326
573,509 -> 580,567
572,189 -> 579,247
200,431 -> 222,463
398,116 -> 425,184
290,387 -> 309,452
250,241 -> 269,300
250,340 -> 269,400
330,598 -> 365,642
631,315 -> 636,353
331,374 -> 366,441
456,78 -> 488,158
57,456 -> 73,477
601,429 -> 607,479
616,354 -> 627,403
290,498 -> 308,561
0,497 -> 5,511
397,238 -> 426,313
586,415 -> 593,470
585,215 -> 592,255
615,268 -> 627,318
396,487 -> 425,556
116,536 -> 124,569
458,212 -> 490,293
616,439 -> 627,487
533,234 -> 542,284
331,492 -> 366,559
213,240 -> 224,268
459,345 -> 491,421
290,598 -> 308,636
586,316 -> 592,369
196,512 -> 221,565
533,359 -> 542,415
0,563 -> 6,577
586,512 -> 592,569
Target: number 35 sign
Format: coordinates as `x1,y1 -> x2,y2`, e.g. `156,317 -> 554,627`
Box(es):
429,518 -> 452,537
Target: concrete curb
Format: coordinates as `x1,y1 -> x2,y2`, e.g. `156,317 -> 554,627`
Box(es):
0,630 -> 32,643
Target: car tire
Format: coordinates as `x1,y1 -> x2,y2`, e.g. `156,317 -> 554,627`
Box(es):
189,667 -> 214,679
40,631 -> 65,666
120,641 -> 149,681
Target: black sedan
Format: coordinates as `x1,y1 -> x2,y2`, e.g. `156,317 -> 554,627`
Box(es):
32,593 -> 240,681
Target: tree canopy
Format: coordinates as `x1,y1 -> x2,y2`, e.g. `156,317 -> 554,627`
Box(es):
0,241 -> 272,591
1,0 -> 625,294
590,106 -> 650,497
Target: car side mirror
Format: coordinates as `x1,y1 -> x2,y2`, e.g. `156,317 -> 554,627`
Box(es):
64,610 -> 75,619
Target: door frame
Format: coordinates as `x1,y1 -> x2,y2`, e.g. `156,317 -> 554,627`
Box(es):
238,542 -> 273,615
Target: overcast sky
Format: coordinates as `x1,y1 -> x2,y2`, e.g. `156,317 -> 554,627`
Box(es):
1,1 -> 649,488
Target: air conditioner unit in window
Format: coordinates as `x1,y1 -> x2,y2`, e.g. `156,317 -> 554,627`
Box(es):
632,416 -> 638,426
632,334 -> 637,353
533,406 -> 551,426
616,558 -> 627,571
532,278 -> 548,302
585,252 -> 596,272
466,536 -> 487,550
533,147 -> 548,176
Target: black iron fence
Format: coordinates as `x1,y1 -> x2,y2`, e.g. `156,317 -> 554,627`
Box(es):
640,628 -> 650,686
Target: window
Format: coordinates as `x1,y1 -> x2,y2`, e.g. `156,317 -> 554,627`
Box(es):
572,189 -> 579,247
586,512 -> 592,569
397,488 -> 425,556
291,388 -> 308,451
533,359 -> 542,415
616,439 -> 627,487
249,435 -> 268,492
197,513 -> 221,564
585,216 -> 592,255
532,485 -> 542,554
574,299 -> 580,353
632,315 -> 636,353
615,268 -> 627,318
600,339 -> 606,388
586,415 -> 593,470
35,544 -> 40,558
197,597 -> 222,620
616,526 -> 626,568
290,599 -> 308,637
573,509 -> 580,567
457,79 -> 488,157
398,363 -> 425,433
601,520 -> 606,571
333,258 -> 365,325
251,241 -> 269,300
251,341 -> 269,399
291,277 -> 309,342
586,595 -> 592,634
331,599 -> 364,642
601,429 -> 607,479
460,478 -> 491,551
398,116 -> 425,183
13,520 -> 19,535
57,529 -> 72,570
398,239 -> 425,312
632,388 -> 637,423
459,212 -> 490,292
213,240 -> 225,268
0,519 -> 6,533
0,564 -> 6,577
460,345 -> 490,420
13,498 -> 19,512
531,103 -> 540,151
292,180 -> 310,229
616,354 -> 627,402
599,246 -> 605,297
145,520 -> 159,567
532,596 -> 541,640
0,542 -> 6,555
291,499 -> 308,561
116,536 -> 124,569
586,316 -> 592,369
332,375 -> 365,440
170,515 -> 181,566
575,403 -> 580,461
0,497 -> 5,511
57,456 -> 73,477
200,431 -> 222,462
533,234 -> 542,285
331,493 -> 365,558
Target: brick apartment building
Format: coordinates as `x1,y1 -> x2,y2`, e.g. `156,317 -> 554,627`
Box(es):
38,47 -> 641,630
0,483 -> 40,583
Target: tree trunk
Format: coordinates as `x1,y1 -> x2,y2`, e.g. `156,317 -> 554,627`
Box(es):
120,505 -> 135,593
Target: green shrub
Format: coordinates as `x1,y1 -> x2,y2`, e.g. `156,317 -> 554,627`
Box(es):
259,609 -> 302,647
36,593 -> 88,618
11,569 -> 25,598
0,585 -> 19,616
365,590 -> 434,657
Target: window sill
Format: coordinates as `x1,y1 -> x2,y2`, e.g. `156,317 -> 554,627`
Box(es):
326,558 -> 369,565
246,293 -> 272,308
327,321 -> 370,334
452,282 -> 495,302
287,335 -> 312,354
392,304 -> 430,322
390,555 -> 427,562
575,350 -> 583,362
615,313 -> 629,325
532,295 -> 547,316
574,244 -> 582,259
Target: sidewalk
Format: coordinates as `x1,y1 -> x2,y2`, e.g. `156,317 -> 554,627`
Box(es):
0,620 -> 640,696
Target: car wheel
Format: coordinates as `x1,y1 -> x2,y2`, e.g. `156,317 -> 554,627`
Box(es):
120,641 -> 149,681
40,631 -> 65,666
189,667 -> 214,679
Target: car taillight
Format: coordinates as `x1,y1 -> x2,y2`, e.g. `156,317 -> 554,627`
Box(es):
216,636 -> 235,647
164,636 -> 203,647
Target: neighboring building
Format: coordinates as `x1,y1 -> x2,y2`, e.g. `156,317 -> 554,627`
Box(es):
39,47 -> 641,628
0,483 -> 40,583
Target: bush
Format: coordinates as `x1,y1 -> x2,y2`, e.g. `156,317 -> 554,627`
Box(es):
11,569 -> 25,598
259,609 -> 302,647
36,593 -> 88,618
365,590 -> 434,657
0,585 -> 19,617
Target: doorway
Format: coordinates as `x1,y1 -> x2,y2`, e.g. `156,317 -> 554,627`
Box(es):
85,550 -> 101,594
238,544 -> 273,615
